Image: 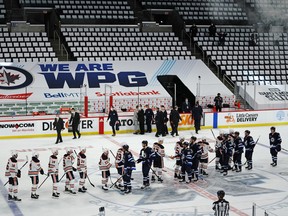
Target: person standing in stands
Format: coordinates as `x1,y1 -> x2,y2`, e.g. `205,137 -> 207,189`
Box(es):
249,30 -> 259,46
208,23 -> 217,37
217,31 -> 227,46
189,23 -> 198,41
144,104 -> 154,133
69,108 -> 81,139
137,105 -> 145,135
191,101 -> 203,134
107,106 -> 119,136
214,93 -> 223,112
181,98 -> 192,113
53,114 -> 64,144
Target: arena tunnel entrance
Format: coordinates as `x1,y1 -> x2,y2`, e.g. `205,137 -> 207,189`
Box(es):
157,75 -> 195,111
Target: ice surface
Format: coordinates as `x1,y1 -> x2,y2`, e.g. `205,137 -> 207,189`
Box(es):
1,126 -> 288,216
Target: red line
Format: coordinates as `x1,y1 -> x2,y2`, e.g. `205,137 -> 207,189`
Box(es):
104,135 -> 249,216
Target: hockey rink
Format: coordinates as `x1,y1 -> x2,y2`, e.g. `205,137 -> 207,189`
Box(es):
1,125 -> 288,216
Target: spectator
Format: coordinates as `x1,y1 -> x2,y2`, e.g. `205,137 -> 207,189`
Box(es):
69,108 -> 81,139
107,106 -> 119,136
170,106 -> 182,137
249,30 -> 259,46
181,98 -> 192,113
162,105 -> 169,135
217,31 -> 227,46
144,104 -> 154,133
138,105 -> 145,135
53,114 -> 64,144
214,93 -> 223,112
191,101 -> 203,134
133,105 -> 139,135
189,23 -> 198,41
208,23 -> 217,37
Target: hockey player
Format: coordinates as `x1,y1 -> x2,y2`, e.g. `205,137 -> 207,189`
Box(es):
99,149 -> 112,191
170,141 -> 183,179
152,138 -> 165,182
269,126 -> 282,167
122,144 -> 136,194
63,148 -> 77,194
215,132 -> 224,170
48,149 -> 60,198
232,131 -> 244,172
137,140 -> 154,189
77,148 -> 87,192
5,151 -> 21,201
244,130 -> 256,170
221,134 -> 233,176
212,190 -> 230,216
189,136 -> 202,181
179,142 -> 193,183
199,137 -> 214,176
28,152 -> 45,199
114,147 -> 124,189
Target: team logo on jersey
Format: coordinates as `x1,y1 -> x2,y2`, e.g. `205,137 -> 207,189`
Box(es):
0,66 -> 33,90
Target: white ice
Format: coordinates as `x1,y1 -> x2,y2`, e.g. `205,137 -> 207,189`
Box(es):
1,125 -> 288,216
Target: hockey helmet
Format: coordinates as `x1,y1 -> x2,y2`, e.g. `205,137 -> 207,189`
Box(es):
66,148 -> 72,154
122,144 -> 129,151
234,131 -> 240,136
79,147 -> 86,153
158,137 -> 164,143
142,140 -> 148,145
190,136 -> 197,141
217,190 -> 225,198
51,149 -> 58,155
244,130 -> 250,134
223,133 -> 229,139
182,141 -> 189,146
11,150 -> 18,158
32,151 -> 39,158
270,126 -> 276,131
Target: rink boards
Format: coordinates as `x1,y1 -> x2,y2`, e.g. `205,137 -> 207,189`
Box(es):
1,108 -> 288,139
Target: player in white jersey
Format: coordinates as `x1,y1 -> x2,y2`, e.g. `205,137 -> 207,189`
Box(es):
212,190 -> 230,216
48,149 -> 60,198
199,138 -> 214,176
152,138 -> 165,182
77,147 -> 87,193
114,147 -> 124,189
99,149 -> 112,190
170,141 -> 183,179
5,151 -> 21,201
63,148 -> 76,194
28,152 -> 44,199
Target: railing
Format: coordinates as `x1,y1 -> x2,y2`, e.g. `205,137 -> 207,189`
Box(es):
53,29 -> 61,50
61,44 -> 69,61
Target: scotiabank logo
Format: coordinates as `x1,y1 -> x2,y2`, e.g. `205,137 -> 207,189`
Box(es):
0,66 -> 33,90
95,90 -> 160,97
0,123 -> 35,129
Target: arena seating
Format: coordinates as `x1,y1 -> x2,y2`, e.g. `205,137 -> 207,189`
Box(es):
0,28 -> 57,62
61,26 -> 194,61
19,0 -> 135,24
193,26 -> 288,85
141,0 -> 248,24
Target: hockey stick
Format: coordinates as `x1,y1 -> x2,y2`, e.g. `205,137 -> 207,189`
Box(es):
243,136 -> 260,166
38,175 -> 49,189
208,156 -> 216,164
281,147 -> 288,152
210,129 -> 217,140
4,155 -> 28,187
110,174 -> 125,188
148,164 -> 163,182
73,150 -> 95,187
109,150 -> 116,159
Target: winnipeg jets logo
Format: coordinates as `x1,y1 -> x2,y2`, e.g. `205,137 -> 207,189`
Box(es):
0,66 -> 33,90
0,67 -> 20,86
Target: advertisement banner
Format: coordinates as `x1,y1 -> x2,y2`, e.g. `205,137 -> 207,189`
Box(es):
0,60 -> 232,102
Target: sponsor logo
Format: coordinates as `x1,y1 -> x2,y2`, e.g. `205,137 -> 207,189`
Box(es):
0,92 -> 33,100
95,90 -> 160,97
38,63 -> 148,88
0,66 -> 33,90
42,120 -> 93,131
224,113 -> 258,123
276,111 -> 285,121
179,114 -> 193,126
0,123 -> 35,129
44,92 -> 81,98
224,113 -> 235,123
258,88 -> 288,101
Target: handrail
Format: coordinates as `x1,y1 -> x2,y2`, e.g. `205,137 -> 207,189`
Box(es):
61,44 -> 69,61
53,30 -> 61,50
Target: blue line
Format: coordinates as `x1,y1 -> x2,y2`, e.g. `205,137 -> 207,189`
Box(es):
213,112 -> 218,128
0,178 -> 24,216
